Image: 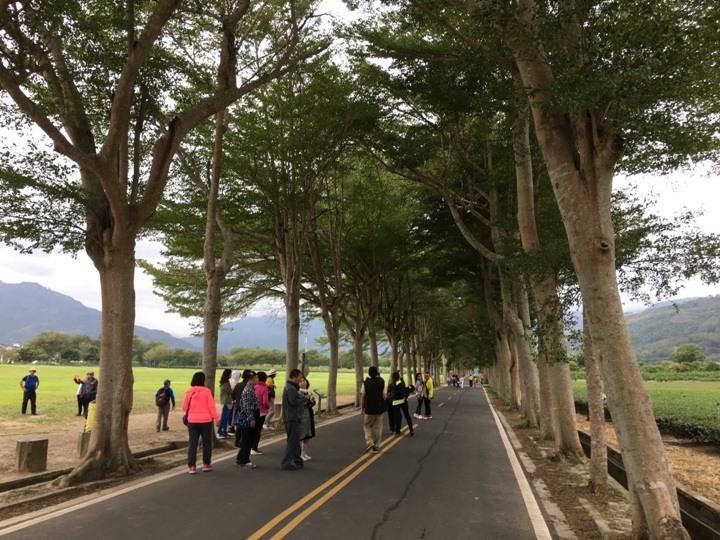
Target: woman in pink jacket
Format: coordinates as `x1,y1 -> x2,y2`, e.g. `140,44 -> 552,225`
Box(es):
182,371 -> 219,474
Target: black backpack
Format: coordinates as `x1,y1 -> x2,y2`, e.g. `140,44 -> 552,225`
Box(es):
156,388 -> 169,407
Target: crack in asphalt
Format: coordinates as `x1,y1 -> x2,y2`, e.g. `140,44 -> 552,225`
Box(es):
370,390 -> 465,539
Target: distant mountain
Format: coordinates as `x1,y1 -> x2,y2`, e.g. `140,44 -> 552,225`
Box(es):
626,296 -> 720,363
0,281 -> 198,350
0,280 -> 327,353
183,317 -> 327,353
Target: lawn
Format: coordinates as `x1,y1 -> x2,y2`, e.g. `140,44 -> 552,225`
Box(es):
1,365 -> 358,424
573,379 -> 720,440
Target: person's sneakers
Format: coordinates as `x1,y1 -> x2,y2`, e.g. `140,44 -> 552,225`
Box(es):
409,431 -> 414,437
156,428 -> 160,433
413,413 -> 421,419
250,449 -> 263,455
301,454 -> 312,461
282,464 -> 299,471
365,444 -> 373,453
424,416 -> 432,419
162,426 -> 169,431
241,462 -> 256,469
202,464 -> 213,472
188,466 -> 197,474
371,446 -> 380,453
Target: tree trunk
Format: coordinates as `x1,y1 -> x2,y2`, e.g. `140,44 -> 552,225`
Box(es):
584,308 -> 608,491
508,25 -> 688,534
284,292 -> 300,374
353,331 -> 364,406
368,321 -> 379,367
59,237 -> 138,485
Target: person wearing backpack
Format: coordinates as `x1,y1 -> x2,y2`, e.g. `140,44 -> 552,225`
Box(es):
155,379 -> 176,432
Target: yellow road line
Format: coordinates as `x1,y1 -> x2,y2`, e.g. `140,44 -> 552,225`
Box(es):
269,428 -> 410,539
249,428 -> 410,540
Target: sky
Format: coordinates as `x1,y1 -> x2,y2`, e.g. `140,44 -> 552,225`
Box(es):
0,1 -> 718,337
1,167 -> 719,337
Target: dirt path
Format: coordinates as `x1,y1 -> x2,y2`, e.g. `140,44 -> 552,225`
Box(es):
1,397 -> 357,483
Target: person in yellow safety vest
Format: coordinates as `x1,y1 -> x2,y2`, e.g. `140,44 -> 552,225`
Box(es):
421,371 -> 434,419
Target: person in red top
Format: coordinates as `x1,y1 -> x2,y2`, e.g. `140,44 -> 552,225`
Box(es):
182,371 -> 219,474
252,371 -> 271,455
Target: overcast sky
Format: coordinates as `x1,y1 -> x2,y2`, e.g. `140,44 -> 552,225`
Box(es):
1,167 -> 718,337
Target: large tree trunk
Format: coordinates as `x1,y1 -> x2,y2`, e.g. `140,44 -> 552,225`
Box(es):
59,237 -> 138,485
353,331 -> 364,406
506,10 -> 687,533
513,100 -> 581,455
284,293 -> 301,374
584,307 -> 608,491
368,321 -> 379,367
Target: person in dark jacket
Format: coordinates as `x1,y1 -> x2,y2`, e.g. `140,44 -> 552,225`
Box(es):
389,371 -> 414,437
361,366 -> 385,453
280,369 -> 310,471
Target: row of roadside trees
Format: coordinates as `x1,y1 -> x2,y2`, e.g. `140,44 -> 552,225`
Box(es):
2,1 -> 720,536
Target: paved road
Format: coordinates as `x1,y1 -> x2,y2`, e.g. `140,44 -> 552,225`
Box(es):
1,386 -> 552,539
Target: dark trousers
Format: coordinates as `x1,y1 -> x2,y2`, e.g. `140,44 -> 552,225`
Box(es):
253,415 -> 266,451
77,395 -> 84,415
83,393 -> 96,418
423,397 -> 432,417
22,390 -> 37,414
187,421 -> 213,467
281,420 -> 303,468
415,396 -> 423,415
236,426 -> 254,464
394,401 -> 414,433
388,406 -> 397,433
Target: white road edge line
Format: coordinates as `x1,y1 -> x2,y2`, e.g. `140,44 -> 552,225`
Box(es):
484,388 -> 553,540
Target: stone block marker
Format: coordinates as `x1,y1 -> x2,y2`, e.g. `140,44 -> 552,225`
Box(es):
78,431 -> 91,458
16,438 -> 48,473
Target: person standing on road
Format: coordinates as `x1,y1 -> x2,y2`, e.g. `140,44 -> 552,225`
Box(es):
422,370 -> 434,419
74,372 -> 98,418
20,368 -> 39,415
154,379 -> 175,432
281,369 -> 309,471
236,371 -> 260,469
232,369 -> 253,448
264,369 -> 278,429
182,371 -> 219,474
252,371 -> 270,455
389,371 -> 414,437
217,369 -> 233,438
299,376 -> 316,461
361,365 -> 385,453
413,373 -> 424,419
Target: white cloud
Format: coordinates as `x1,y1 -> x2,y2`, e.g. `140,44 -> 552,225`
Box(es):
0,241 -> 195,337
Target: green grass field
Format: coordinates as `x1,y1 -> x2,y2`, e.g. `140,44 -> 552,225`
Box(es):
573,379 -> 720,438
1,365 -> 358,425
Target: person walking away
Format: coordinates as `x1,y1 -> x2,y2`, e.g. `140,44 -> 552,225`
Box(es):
281,369 -> 310,470
20,368 -> 39,415
217,369 -> 233,438
74,372 -> 98,418
252,371 -> 270,455
182,371 -> 219,474
422,370 -> 434,419
264,369 -> 278,429
236,371 -> 260,469
413,373 -> 424,419
155,379 -> 175,432
390,371 -> 414,437
228,370 -> 241,435
299,376 -> 316,461
361,366 -> 385,453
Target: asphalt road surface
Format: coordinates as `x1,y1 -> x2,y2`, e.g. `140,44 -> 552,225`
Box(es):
0,385 -> 553,539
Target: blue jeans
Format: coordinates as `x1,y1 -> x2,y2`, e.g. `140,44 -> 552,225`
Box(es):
187,422 -> 213,467
218,404 -> 232,435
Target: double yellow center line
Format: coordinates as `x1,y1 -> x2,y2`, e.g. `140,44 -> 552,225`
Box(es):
249,425 -> 415,540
